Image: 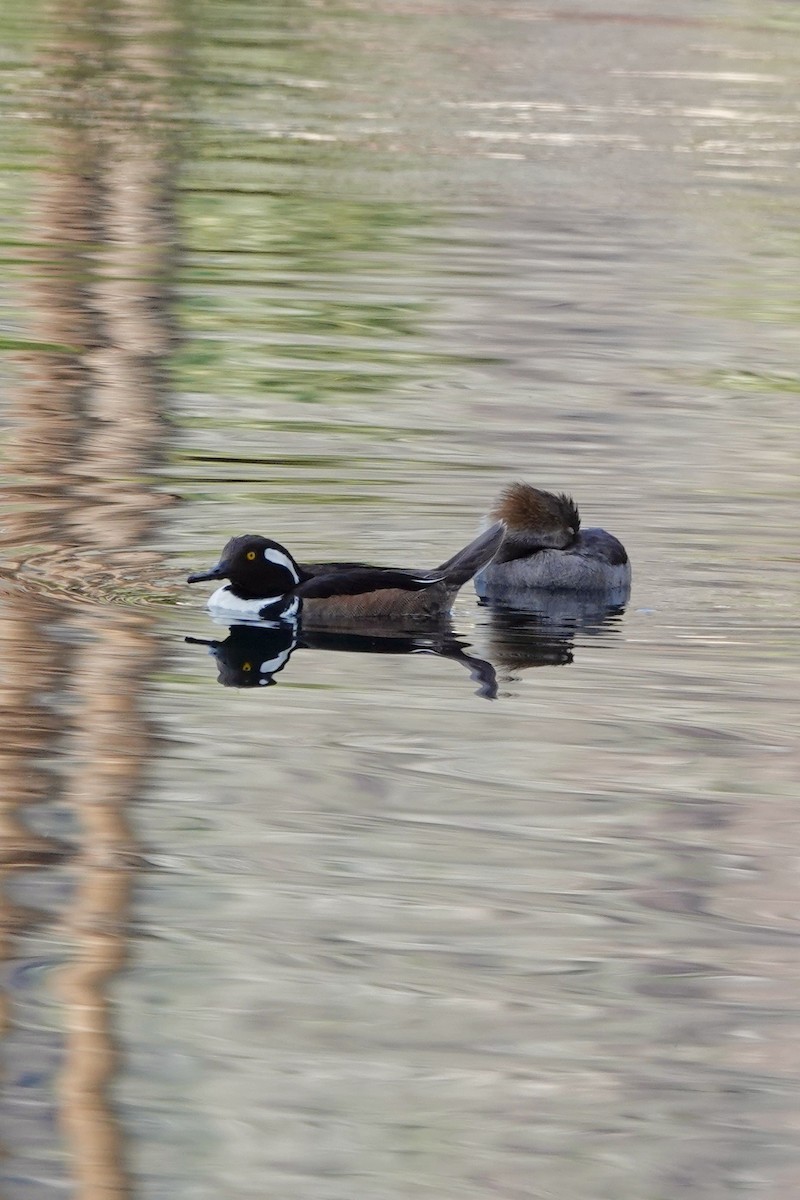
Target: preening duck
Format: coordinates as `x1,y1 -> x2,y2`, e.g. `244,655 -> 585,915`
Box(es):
474,483 -> 630,603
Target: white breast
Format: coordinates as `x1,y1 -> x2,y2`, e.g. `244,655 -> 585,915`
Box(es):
207,584 -> 288,620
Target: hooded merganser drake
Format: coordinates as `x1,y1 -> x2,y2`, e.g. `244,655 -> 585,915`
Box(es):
187,522 -> 505,625
474,483 -> 630,604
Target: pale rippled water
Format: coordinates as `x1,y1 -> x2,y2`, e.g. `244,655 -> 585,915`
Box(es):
1,2 -> 799,1198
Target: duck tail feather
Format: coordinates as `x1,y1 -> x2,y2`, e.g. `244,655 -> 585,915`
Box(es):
435,521 -> 505,587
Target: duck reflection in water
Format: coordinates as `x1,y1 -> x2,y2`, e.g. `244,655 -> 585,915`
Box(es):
186,589 -> 627,697
186,605 -> 500,699
477,589 -> 628,678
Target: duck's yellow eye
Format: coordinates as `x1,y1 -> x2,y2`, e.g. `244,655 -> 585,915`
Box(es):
246,550 -> 256,561
242,662 -> 252,672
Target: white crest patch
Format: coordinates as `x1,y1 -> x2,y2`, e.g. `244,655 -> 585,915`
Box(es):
264,546 -> 299,582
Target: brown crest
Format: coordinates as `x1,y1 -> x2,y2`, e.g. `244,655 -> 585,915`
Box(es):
491,483 -> 580,536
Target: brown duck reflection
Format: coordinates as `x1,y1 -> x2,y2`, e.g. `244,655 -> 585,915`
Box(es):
187,614 -> 500,700
1,0 -> 182,1195
476,591 -> 628,676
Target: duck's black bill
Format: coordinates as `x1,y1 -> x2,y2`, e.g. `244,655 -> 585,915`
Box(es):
187,563 -> 228,583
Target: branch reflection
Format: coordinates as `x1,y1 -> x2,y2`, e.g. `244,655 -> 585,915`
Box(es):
1,0 -> 183,1194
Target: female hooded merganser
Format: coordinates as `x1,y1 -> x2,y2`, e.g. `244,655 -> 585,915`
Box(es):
474,483 -> 630,603
187,521 -> 505,625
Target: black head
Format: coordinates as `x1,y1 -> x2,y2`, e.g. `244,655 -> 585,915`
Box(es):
187,534 -> 304,600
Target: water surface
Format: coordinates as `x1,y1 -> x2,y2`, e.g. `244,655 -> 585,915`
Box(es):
1,2 -> 799,1198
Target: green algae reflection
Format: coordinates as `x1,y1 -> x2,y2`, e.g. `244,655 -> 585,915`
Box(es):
175,193 -> 484,406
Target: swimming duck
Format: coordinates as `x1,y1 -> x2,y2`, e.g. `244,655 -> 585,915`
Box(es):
187,521 -> 505,625
474,483 -> 630,603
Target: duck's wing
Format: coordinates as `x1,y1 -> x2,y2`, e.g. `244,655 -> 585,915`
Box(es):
300,560 -> 373,577
292,567 -> 444,600
298,523 -> 505,594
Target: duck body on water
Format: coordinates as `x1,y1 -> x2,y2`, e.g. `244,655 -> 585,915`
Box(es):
187,522 -> 506,625
187,483 -> 630,624
474,483 -> 630,607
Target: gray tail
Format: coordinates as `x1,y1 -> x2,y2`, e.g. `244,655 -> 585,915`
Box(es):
434,521 -> 505,589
